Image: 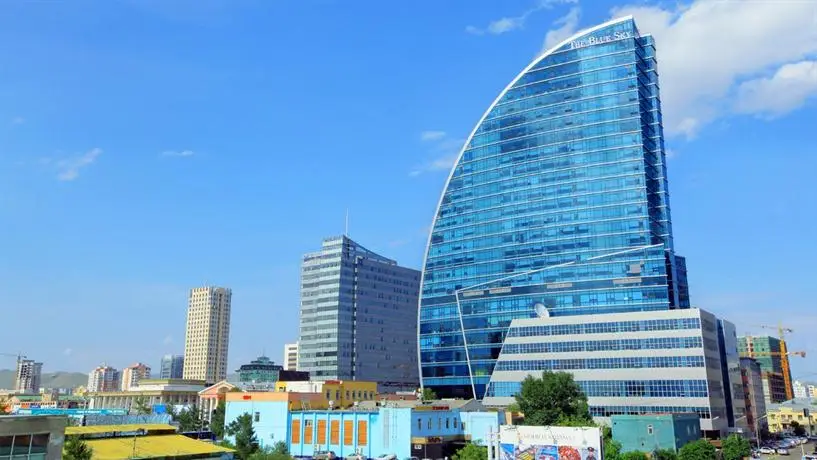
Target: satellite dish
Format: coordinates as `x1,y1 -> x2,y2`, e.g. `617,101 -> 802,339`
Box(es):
534,303 -> 549,318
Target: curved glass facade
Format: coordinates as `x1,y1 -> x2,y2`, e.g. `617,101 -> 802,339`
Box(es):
418,17 -> 690,399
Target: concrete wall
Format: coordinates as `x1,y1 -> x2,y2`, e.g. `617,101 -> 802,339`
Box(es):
0,415 -> 68,460
612,414 -> 700,453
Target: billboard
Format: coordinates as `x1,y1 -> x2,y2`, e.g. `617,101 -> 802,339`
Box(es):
498,426 -> 602,460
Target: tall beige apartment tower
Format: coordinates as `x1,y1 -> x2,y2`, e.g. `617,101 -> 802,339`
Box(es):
183,286 -> 232,384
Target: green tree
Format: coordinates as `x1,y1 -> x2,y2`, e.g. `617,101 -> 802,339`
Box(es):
421,388 -> 437,401
247,442 -> 292,460
211,399 -> 227,438
678,439 -> 716,460
722,434 -> 751,460
514,371 -> 591,426
63,436 -> 93,460
177,404 -> 204,432
226,412 -> 259,460
453,443 -> 488,460
619,452 -> 648,460
132,396 -> 152,415
790,421 -> 807,437
653,448 -> 679,460
604,439 -> 623,460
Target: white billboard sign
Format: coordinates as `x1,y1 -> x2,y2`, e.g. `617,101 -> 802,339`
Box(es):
498,426 -> 602,460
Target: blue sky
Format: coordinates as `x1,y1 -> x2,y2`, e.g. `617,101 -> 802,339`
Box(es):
2,0 -> 817,380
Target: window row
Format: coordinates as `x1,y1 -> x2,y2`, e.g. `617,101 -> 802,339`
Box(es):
500,336 -> 703,355
589,405 -> 712,419
446,158 -> 645,202
493,355 -> 705,371
487,379 -> 709,398
472,104 -> 642,147
507,318 -> 702,337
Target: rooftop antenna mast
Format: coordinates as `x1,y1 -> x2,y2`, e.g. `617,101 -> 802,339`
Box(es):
345,208 -> 350,237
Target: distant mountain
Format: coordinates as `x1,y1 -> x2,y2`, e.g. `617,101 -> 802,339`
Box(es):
0,370 -> 87,391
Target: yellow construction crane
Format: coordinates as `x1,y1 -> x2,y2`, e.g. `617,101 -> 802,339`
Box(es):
741,325 -> 805,400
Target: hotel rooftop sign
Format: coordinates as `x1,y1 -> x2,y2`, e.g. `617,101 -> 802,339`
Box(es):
570,31 -> 632,50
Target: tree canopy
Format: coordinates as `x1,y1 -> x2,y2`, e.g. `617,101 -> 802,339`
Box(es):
453,443 -> 488,460
63,436 -> 93,460
653,449 -> 678,460
132,396 -> 152,415
678,439 -> 716,460
791,421 -> 807,437
721,434 -> 751,460
248,441 -> 292,460
211,399 -> 227,439
619,452 -> 648,460
226,412 -> 259,460
514,371 -> 592,426
421,388 -> 437,401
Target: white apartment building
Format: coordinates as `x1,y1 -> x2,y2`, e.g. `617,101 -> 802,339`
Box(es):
121,363 -> 151,391
88,365 -> 121,392
284,343 -> 299,371
14,359 -> 43,394
794,381 -> 817,399
183,286 -> 232,384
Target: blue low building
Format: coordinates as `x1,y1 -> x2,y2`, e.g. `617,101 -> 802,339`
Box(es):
225,398 -> 502,459
612,414 -> 701,453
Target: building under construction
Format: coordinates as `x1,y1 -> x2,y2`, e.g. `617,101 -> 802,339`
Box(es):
738,335 -> 793,404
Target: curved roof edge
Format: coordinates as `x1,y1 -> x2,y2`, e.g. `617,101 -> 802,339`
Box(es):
418,14 -> 637,280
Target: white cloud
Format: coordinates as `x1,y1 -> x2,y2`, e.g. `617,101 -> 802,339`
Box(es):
420,130 -> 447,142
63,348 -> 73,356
467,0 -> 578,36
163,335 -> 173,345
734,60 -> 817,118
665,149 -> 677,160
55,148 -> 102,181
608,0 -> 817,138
10,116 -> 25,125
410,132 -> 465,176
161,150 -> 195,157
541,7 -> 581,53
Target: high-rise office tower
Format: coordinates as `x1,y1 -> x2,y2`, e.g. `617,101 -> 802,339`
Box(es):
299,236 -> 420,389
416,16 -> 728,433
717,320 -> 748,432
87,365 -> 120,392
283,343 -> 299,371
738,335 -> 793,404
420,15 -> 686,399
160,354 -> 185,379
14,358 -> 42,394
121,363 -> 151,391
183,286 -> 232,384
740,358 -> 768,437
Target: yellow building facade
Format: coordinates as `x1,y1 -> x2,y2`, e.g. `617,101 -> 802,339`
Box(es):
274,380 -> 378,408
768,403 -> 816,435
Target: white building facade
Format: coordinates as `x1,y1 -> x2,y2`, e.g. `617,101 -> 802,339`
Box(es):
482,308 -> 728,435
87,365 -> 121,393
121,363 -> 151,391
14,359 -> 43,394
284,343 -> 299,371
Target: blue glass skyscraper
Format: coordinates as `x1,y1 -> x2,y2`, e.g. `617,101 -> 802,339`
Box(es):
418,17 -> 690,399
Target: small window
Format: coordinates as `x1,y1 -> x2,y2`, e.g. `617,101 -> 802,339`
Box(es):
428,418 -> 432,429
446,418 -> 450,429
646,424 -> 653,435
453,418 -> 458,429
254,412 -> 260,422
417,418 -> 422,431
